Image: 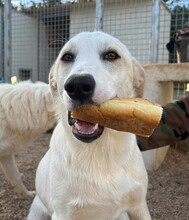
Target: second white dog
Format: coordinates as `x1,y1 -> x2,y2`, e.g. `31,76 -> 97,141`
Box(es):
27,32 -> 151,220
0,81 -> 55,197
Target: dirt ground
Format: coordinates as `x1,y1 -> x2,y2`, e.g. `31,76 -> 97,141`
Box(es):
0,133 -> 188,220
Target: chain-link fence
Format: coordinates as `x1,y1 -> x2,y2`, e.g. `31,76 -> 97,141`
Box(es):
8,1 -> 99,82
167,6 -> 189,63
0,0 -> 189,87
0,0 -> 167,82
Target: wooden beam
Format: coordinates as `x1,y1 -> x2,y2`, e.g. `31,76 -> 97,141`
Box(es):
150,0 -> 160,63
95,0 -> 104,31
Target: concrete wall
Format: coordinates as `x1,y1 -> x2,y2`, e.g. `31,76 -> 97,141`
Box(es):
142,63 -> 189,170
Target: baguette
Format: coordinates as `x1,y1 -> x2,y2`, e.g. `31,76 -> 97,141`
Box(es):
71,98 -> 163,137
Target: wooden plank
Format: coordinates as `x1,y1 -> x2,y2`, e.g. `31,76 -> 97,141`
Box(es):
150,0 -> 160,63
4,0 -> 12,82
0,7 -> 3,78
95,0 -> 104,31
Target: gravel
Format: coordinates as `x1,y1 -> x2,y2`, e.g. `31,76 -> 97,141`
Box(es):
0,133 -> 188,220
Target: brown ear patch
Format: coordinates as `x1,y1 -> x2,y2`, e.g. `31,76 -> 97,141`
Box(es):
132,57 -> 146,98
49,74 -> 57,91
48,65 -> 58,100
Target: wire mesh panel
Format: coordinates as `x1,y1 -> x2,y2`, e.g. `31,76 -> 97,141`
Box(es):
70,1 -> 96,37
12,7 -> 38,81
159,2 -> 172,63
102,0 -> 171,64
173,81 -> 189,99
167,2 -> 189,63
165,1 -> 189,99
103,0 -> 152,64
10,0 -> 97,82
0,0 -> 188,83
37,4 -> 70,82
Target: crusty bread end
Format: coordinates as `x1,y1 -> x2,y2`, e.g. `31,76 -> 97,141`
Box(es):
71,98 -> 162,137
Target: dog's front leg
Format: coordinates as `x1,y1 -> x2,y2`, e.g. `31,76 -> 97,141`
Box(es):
51,213 -> 58,220
0,154 -> 35,198
51,212 -> 67,220
127,200 -> 151,220
27,195 -> 51,220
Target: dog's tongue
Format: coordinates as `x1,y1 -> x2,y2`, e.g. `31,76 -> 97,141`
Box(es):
75,119 -> 98,134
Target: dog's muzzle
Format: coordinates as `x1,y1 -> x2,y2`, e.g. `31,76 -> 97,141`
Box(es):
65,74 -> 104,143
68,112 -> 104,143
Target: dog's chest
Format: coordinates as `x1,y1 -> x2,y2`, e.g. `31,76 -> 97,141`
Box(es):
67,204 -> 128,220
51,130 -> 144,218
62,165 -> 141,217
50,162 -> 137,219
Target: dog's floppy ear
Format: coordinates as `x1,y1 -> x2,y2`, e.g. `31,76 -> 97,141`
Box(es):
49,64 -> 58,99
132,57 -> 146,97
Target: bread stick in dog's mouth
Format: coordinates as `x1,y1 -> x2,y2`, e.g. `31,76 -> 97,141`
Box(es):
71,98 -> 162,137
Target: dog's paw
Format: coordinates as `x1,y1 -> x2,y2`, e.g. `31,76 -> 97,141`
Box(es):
15,190 -> 36,199
26,190 -> 36,198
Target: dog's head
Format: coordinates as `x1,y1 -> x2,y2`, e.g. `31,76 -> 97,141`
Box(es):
49,31 -> 145,143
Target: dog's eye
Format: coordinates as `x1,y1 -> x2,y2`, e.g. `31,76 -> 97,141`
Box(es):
102,51 -> 120,61
61,53 -> 75,62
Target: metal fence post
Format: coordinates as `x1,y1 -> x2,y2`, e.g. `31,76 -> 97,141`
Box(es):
0,6 -> 3,78
150,0 -> 160,63
95,0 -> 104,31
4,0 -> 12,82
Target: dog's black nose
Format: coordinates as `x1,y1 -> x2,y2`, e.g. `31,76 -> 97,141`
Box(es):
64,74 -> 96,101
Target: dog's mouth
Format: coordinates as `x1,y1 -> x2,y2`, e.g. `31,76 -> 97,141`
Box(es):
68,112 -> 104,143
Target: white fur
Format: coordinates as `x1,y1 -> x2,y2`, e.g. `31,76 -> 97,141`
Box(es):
27,32 -> 151,219
0,81 -> 55,197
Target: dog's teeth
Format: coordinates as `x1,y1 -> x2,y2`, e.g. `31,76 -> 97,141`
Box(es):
75,122 -> 99,135
93,123 -> 98,131
75,123 -> 81,131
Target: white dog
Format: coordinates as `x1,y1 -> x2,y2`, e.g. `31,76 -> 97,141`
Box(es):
0,81 -> 55,198
27,32 -> 151,219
